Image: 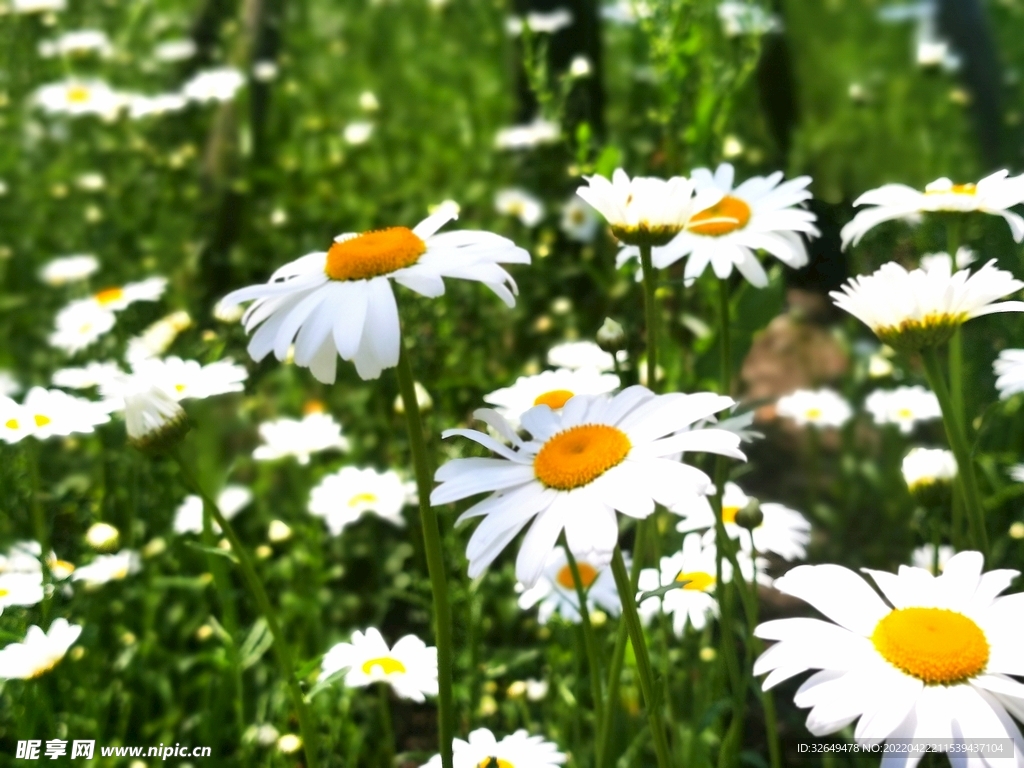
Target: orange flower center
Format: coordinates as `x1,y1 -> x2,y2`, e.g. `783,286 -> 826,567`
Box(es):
94,287 -> 124,306
360,656 -> 406,676
556,562 -> 599,590
676,571 -> 716,591
303,400 -> 326,415
533,389 -> 575,410
687,195 -> 752,237
871,607 -> 988,685
533,425 -> 631,490
325,227 -> 426,281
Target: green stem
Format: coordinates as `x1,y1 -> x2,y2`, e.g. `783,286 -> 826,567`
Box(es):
946,217 -> 965,453
609,546 -> 672,768
378,683 -> 395,768
395,342 -> 455,768
173,450 -> 320,768
563,542 -> 605,766
639,244 -> 659,391
920,347 -> 989,557
717,278 -> 732,397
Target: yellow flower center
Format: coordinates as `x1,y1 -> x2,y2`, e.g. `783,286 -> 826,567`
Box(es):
348,492 -> 377,508
174,383 -> 186,393
475,760 -> 513,768
804,407 -> 822,421
325,227 -> 426,281
533,424 -> 631,490
34,414 -> 51,428
687,195 -> 752,237
556,562 -> 599,590
676,571 -> 716,591
361,656 -> 406,676
303,400 -> 326,415
4,418 -> 19,430
0,588 -> 9,598
94,287 -> 124,306
112,566 -> 129,580
722,506 -> 740,524
533,389 -> 575,410
871,607 -> 989,685
66,85 -> 91,103
896,407 -> 913,420
927,183 -> 977,196
28,657 -> 61,679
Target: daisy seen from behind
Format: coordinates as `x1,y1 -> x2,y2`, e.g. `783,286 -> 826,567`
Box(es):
252,409 -> 349,465
484,367 -> 620,426
901,447 -> 957,494
865,385 -> 941,434
0,619 -> 82,679
546,340 -> 620,372
174,486 -> 253,535
319,628 -> 437,702
754,551 -> 1024,759
775,388 -> 852,429
220,210 -> 529,382
39,254 -> 99,286
830,259 -> 1024,353
841,170 -> 1024,248
517,549 -> 622,624
422,728 -> 566,768
431,386 -> 744,587
674,481 -> 811,561
308,466 -> 411,535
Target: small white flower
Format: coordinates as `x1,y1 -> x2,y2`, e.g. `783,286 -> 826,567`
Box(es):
153,39 -> 197,62
52,361 -> 123,390
268,520 -> 292,542
38,29 -> 112,58
494,118 -> 560,150
994,349 -> 1024,400
423,727 -> 566,768
85,522 -> 120,550
252,411 -> 349,465
252,60 -> 278,82
174,486 -> 252,535
0,619 -> 82,679
717,1 -> 781,36
0,572 -> 45,615
182,68 -> 245,103
12,0 -> 65,12
776,388 -> 852,429
910,543 -> 955,574
75,277 -> 169,314
601,0 -> 653,24
506,9 -> 574,35
546,340 -> 620,372
358,91 -> 379,111
0,387 -> 110,444
308,467 -> 410,535
560,196 -> 600,242
35,79 -> 123,118
484,367 -> 620,426
319,628 -> 437,702
832,259 -> 1024,352
48,302 -> 116,354
123,385 -> 189,451
841,171 -> 1024,248
865,386 -> 940,434
431,387 -> 744,586
901,447 -> 957,492
919,246 -> 975,273
517,549 -> 622,624
1009,464 -> 1024,484
111,355 -> 246,405
569,55 -> 591,77
495,188 -> 545,227
72,550 -> 140,586
674,481 -> 811,561
343,121 -> 374,145
127,93 -> 188,120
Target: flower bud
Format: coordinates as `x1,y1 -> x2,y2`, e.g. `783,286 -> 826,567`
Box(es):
124,386 -> 189,454
596,317 -> 626,353
735,498 -> 763,530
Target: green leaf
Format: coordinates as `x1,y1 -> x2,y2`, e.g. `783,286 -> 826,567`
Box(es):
638,580 -> 690,604
238,619 -> 273,670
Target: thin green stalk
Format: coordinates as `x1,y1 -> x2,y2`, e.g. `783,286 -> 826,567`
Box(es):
920,347 -> 989,557
563,542 -> 604,766
639,244 -> 659,391
173,449 -> 320,768
378,683 -> 395,768
717,278 -> 732,397
395,343 -> 455,768
609,546 -> 672,768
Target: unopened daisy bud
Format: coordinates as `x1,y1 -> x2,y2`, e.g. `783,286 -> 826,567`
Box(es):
85,522 -> 120,551
902,447 -> 957,506
276,734 -> 302,754
142,537 -> 167,558
1009,522 -> 1024,540
596,317 -> 625,353
699,646 -> 717,662
735,498 -> 763,531
124,386 -> 190,454
268,520 -> 292,542
507,680 -> 527,699
525,678 -> 550,701
393,381 -> 433,414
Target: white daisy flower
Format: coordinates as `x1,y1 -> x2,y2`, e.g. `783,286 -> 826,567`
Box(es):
621,163 -> 818,288
39,254 -> 99,286
576,168 -> 709,247
343,121 -> 374,145
182,67 -> 245,103
430,386 -> 744,587
152,39 -> 197,62
919,246 -> 976,274
72,550 -> 140,587
81,277 -> 169,313
123,385 -> 189,452
48,302 -> 116,354
546,340 -> 621,372
0,541 -> 74,580
0,572 -> 45,615
220,211 -> 529,383
12,0 -> 65,12
674,481 -> 810,561
252,60 -> 278,82
865,386 -> 941,434
52,361 -> 123,391
0,387 -> 110,444
85,522 -> 120,550
252,411 -> 349,465
423,727 -> 567,768
638,534 -> 767,635
127,93 -> 188,120
308,466 -> 410,535
911,544 -> 956,575
517,549 -> 622,624
1010,465 -> 1024,484
901,447 -> 957,492
506,9 -> 574,35
0,371 -> 20,398
776,388 -> 852,429
494,118 -> 560,150
38,30 -> 113,58
560,196 -> 600,242
831,259 -> 1024,352
0,619 -> 82,679
319,628 -> 437,702
75,172 -> 105,191
754,552 -> 1024,758
717,1 -> 781,36
841,171 -> 1024,248
124,311 -> 193,364
484,368 -> 620,426
103,356 -> 247,405
174,485 -> 252,535
495,188 -> 545,227
994,349 -> 1024,400
34,79 -> 123,118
